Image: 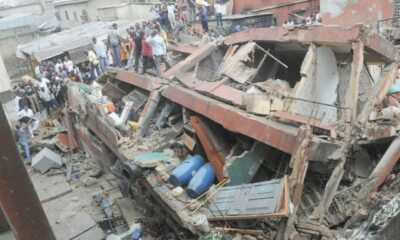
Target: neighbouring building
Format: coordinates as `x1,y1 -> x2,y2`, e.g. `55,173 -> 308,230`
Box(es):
0,0 -> 43,17
0,0 -> 59,81
320,0 -> 394,27
232,0 -> 319,26
54,0 -> 156,29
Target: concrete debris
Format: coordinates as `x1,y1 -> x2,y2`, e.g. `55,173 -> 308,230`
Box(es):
10,16 -> 400,240
32,147 -> 63,173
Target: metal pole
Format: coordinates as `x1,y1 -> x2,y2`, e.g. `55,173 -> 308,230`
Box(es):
0,104 -> 56,240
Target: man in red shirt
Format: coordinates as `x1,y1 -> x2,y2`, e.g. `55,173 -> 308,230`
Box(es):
141,31 -> 153,75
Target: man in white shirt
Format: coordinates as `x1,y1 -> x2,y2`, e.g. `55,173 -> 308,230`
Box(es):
55,58 -> 63,74
18,105 -> 33,119
146,30 -> 171,77
167,3 -> 176,29
64,56 -> 74,71
93,37 -> 108,73
38,86 -> 53,115
214,1 -> 223,28
17,105 -> 38,138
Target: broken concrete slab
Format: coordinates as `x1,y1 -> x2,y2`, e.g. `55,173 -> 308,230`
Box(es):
242,94 -> 284,115
51,212 -> 98,240
31,174 -> 72,203
32,147 -> 63,173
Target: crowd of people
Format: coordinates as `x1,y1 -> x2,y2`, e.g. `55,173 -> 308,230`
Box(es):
13,56 -> 81,163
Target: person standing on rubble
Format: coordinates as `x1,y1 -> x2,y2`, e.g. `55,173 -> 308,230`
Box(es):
134,31 -> 143,73
15,122 -> 31,164
214,0 -> 223,28
146,30 -> 171,77
93,37 -> 108,73
87,49 -> 101,76
141,31 -> 153,75
199,5 -> 209,33
64,56 -> 74,72
24,81 -> 41,113
108,23 -> 122,67
167,2 -> 176,29
38,86 -> 54,116
125,30 -> 136,70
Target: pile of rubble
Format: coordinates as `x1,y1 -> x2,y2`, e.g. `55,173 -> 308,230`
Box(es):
20,24 -> 400,240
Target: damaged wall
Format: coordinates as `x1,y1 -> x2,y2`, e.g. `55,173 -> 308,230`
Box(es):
321,0 -> 394,27
233,0 -> 319,25
291,45 -> 340,122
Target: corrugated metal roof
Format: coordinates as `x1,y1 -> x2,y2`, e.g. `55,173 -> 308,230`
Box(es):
16,20 -> 138,61
208,178 -> 284,217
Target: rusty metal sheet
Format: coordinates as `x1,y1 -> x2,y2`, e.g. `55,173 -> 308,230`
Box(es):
208,178 -> 284,218
191,116 -> 229,181
219,42 -> 259,83
163,85 -> 298,154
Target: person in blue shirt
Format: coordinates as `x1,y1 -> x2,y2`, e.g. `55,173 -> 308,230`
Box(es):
15,122 -> 31,164
199,5 -> 209,33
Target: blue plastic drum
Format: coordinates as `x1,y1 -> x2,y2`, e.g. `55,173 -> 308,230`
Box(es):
187,163 -> 216,198
169,155 -> 206,187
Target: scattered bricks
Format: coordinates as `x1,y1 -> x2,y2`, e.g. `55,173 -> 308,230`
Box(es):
32,147 -> 63,174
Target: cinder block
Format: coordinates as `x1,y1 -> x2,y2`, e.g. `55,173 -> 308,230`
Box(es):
32,147 -> 63,173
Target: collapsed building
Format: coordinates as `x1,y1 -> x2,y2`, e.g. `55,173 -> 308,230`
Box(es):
62,24 -> 400,239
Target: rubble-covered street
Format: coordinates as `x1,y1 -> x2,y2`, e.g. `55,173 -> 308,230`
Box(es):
2,0 -> 400,240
